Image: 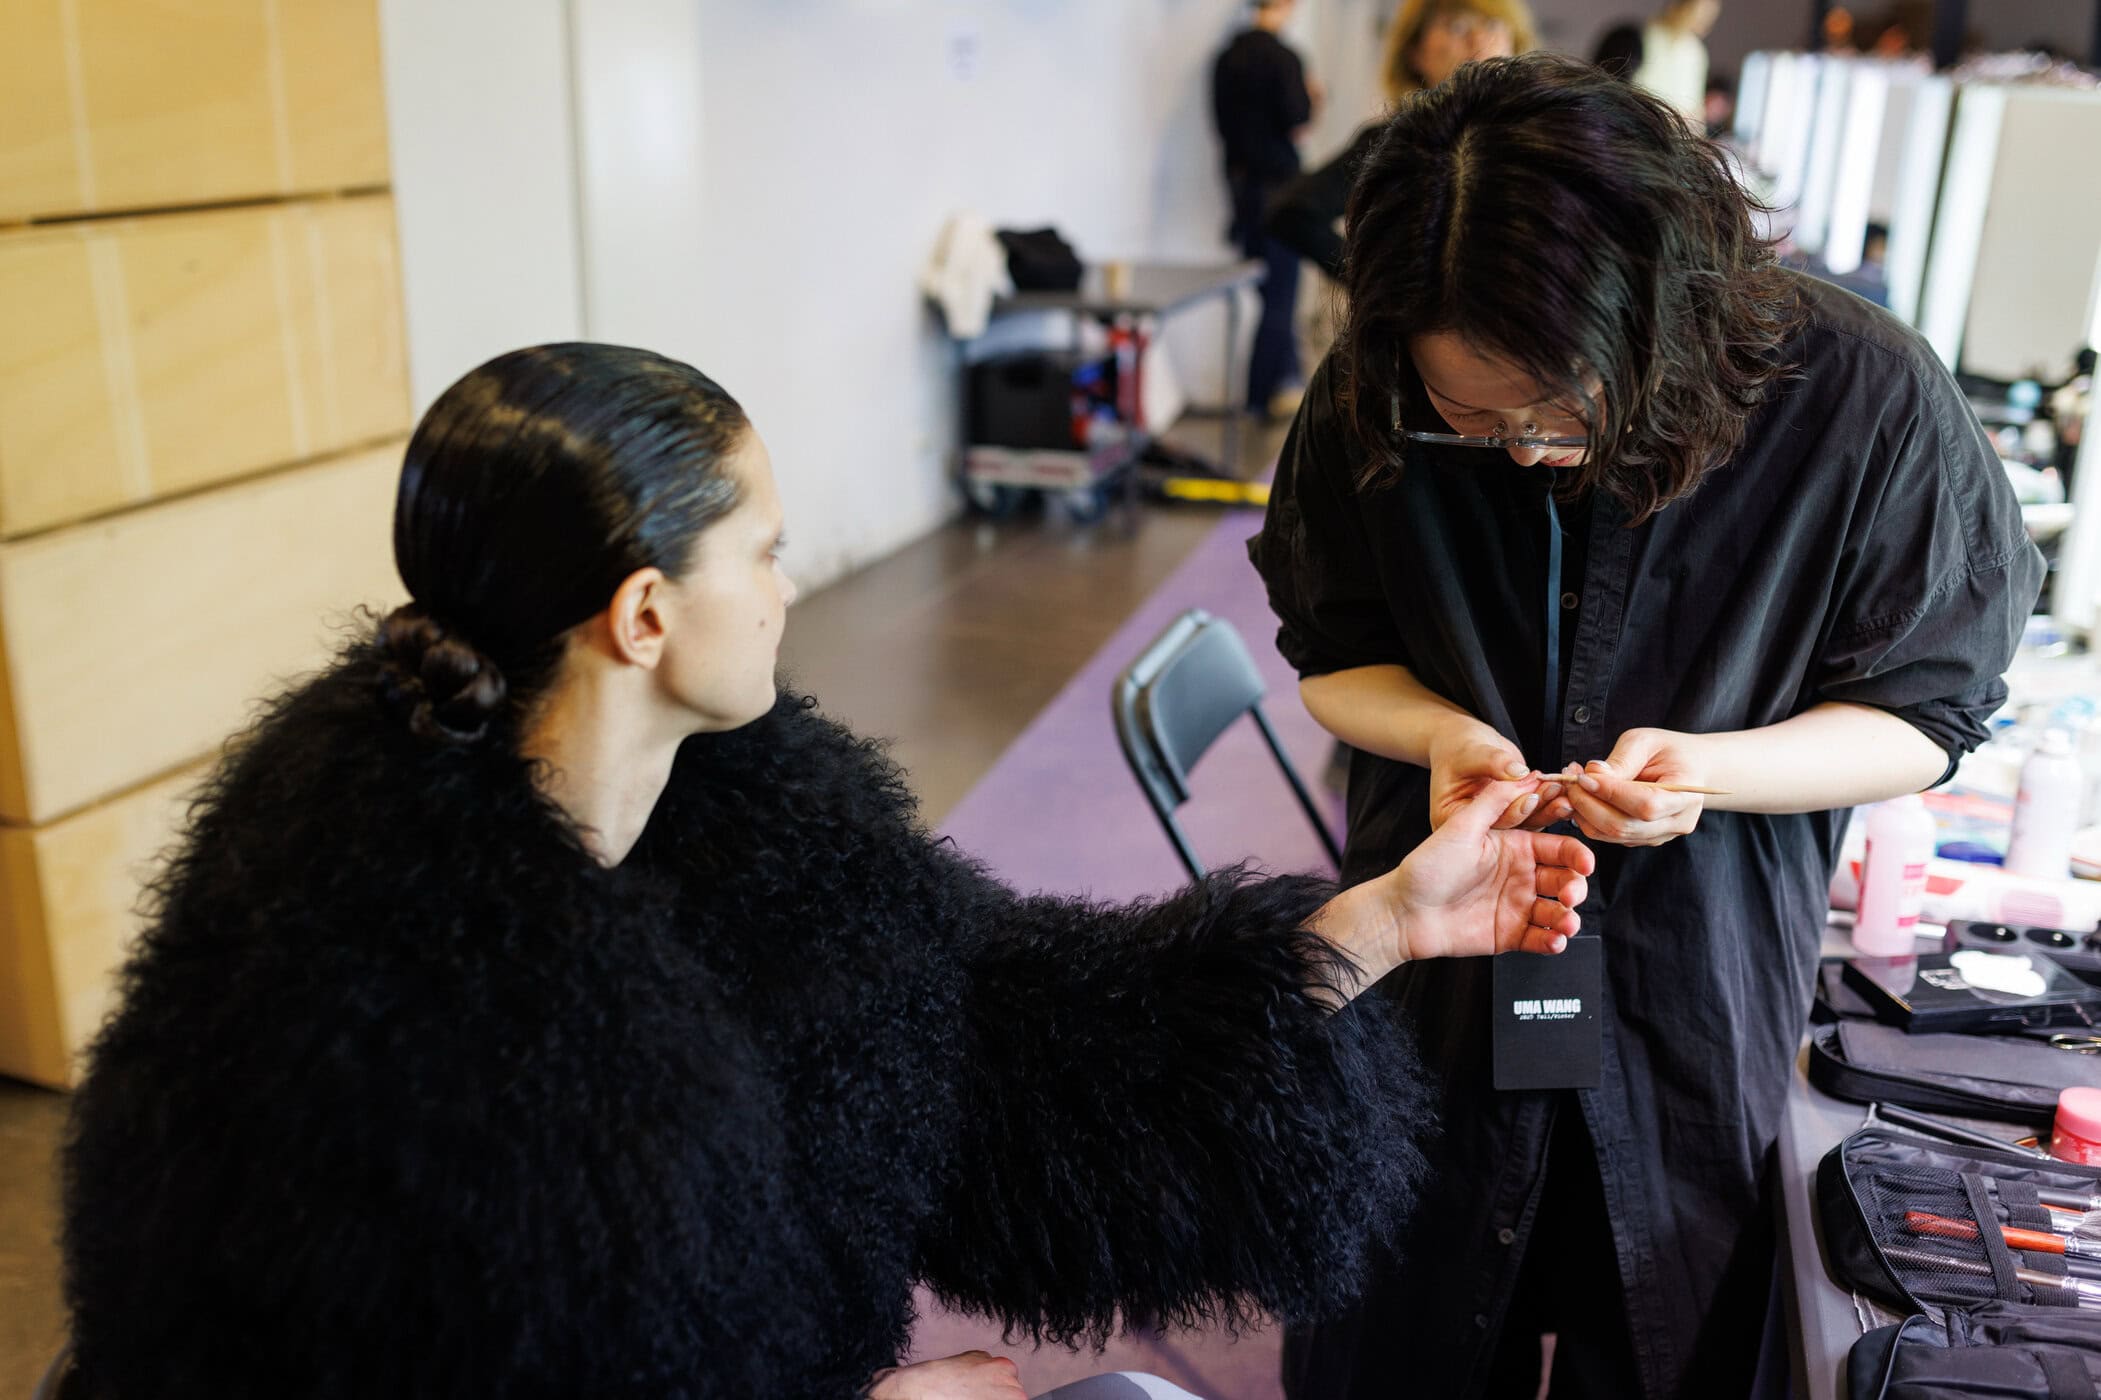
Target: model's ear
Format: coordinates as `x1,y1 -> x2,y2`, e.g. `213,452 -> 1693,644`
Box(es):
605,567 -> 670,669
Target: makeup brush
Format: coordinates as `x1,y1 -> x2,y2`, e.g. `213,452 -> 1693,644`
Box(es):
1873,1103 -> 2056,1161
1882,1243 -> 2101,1307
1906,1210 -> 2101,1261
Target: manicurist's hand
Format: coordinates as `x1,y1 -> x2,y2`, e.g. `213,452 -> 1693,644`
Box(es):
1426,717 -> 1566,831
1561,727 -> 1710,847
866,1351 -> 1027,1400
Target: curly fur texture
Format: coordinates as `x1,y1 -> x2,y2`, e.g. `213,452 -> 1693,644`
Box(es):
63,644 -> 1433,1398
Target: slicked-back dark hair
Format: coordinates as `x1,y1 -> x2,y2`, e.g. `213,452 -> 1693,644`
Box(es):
380,343 -> 748,744
1337,52 -> 1803,521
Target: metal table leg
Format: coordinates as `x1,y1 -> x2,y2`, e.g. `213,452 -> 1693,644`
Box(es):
1221,284 -> 1244,479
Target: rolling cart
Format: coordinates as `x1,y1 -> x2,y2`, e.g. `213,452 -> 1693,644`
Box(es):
943,260 -> 1265,525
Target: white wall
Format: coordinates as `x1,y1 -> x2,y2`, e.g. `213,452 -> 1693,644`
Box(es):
378,0 -> 586,413
563,0 -> 1370,590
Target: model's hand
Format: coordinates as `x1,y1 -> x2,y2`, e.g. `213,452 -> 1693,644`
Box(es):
867,1352 -> 1027,1400
1426,719 -> 1564,831
1562,728 -> 1709,847
1388,781 -> 1594,962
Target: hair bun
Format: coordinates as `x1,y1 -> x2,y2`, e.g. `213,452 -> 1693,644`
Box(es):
376,604 -> 509,744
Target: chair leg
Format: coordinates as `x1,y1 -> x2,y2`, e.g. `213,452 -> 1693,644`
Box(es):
1146,793 -> 1207,882
1252,707 -> 1344,871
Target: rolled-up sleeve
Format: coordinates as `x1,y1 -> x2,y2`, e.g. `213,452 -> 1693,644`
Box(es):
1811,359 -> 2044,776
1248,361 -> 1411,678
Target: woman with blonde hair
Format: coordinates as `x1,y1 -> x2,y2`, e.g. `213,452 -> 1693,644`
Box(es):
1267,0 -> 1538,277
1380,0 -> 1538,103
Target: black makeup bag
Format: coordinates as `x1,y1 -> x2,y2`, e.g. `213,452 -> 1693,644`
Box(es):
1818,1125 -> 2101,1395
1807,1019 -> 2101,1129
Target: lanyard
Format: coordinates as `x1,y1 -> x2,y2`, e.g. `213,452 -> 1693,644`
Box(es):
1540,484 -> 1564,773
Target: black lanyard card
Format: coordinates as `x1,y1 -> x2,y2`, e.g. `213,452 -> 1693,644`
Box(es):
1492,935 -> 1604,1091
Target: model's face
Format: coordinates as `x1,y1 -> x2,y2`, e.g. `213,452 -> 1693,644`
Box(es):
655,429 -> 797,731
1410,331 -> 1596,469
1410,9 -> 1516,89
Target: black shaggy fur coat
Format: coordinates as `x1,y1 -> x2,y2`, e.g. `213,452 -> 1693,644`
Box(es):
62,645 -> 1432,1399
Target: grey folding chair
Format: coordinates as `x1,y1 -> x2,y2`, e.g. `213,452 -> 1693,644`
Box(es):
1112,608 -> 1342,879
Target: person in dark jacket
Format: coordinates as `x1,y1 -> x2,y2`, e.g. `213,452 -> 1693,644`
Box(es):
1265,0 -> 1534,281
1252,55 -> 2042,1399
1213,0 -> 1317,416
58,343 -> 1594,1400
1591,23 -> 1646,80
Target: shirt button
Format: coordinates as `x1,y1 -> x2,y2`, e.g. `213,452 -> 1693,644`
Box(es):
1572,705 -> 1592,725
1474,1314 -> 1490,1329
1497,1227 -> 1516,1245
1560,591 -> 1579,610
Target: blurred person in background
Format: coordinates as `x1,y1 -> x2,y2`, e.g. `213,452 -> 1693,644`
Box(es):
1591,22 -> 1646,80
1214,0 -> 1320,419
1266,0 -> 1537,281
1632,0 -> 1721,123
1703,72 -> 1734,136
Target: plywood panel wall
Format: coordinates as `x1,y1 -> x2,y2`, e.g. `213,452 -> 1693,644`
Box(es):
0,443 -> 407,825
0,0 -> 392,224
0,195 -> 410,537
0,764 -> 203,1087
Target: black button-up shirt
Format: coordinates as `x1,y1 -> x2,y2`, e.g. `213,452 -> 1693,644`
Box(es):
1250,274 -> 2044,1398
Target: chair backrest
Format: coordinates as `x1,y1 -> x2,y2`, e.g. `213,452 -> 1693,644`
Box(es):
1113,608 -> 1340,879
1116,609 -> 1268,807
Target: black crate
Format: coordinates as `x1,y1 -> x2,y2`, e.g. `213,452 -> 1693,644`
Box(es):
967,352 -> 1085,451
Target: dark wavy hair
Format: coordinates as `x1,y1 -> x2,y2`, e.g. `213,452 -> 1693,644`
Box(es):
378,343 -> 747,744
1337,52 -> 1803,521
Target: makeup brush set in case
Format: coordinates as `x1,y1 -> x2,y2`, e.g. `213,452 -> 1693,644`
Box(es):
1818,1120 -> 2101,1395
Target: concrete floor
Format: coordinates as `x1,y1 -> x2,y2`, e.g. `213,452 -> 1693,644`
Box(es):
0,476 -> 1261,1394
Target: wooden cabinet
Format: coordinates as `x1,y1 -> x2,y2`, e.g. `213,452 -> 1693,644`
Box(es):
0,0 -> 391,224
0,443 -> 407,826
0,765 -> 203,1087
0,195 -> 409,536
0,0 -> 409,1089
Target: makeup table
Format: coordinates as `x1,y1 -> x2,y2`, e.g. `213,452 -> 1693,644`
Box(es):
1776,925 -> 2061,1400
1777,1026 -> 1904,1400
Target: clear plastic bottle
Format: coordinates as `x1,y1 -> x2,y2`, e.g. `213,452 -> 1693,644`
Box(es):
1853,795 -> 1936,957
2006,729 -> 2084,880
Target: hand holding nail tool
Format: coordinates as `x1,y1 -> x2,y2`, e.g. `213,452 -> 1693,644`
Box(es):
1882,1243 -> 2101,1307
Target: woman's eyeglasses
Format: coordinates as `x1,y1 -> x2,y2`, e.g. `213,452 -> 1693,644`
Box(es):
1386,386 -> 1579,447
1402,428 -> 1591,451
1391,389 -> 1588,451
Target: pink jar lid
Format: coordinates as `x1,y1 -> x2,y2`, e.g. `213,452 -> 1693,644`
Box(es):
2058,1087 -> 2101,1143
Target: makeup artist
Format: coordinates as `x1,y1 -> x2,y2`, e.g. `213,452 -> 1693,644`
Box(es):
1250,55 -> 2044,1399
